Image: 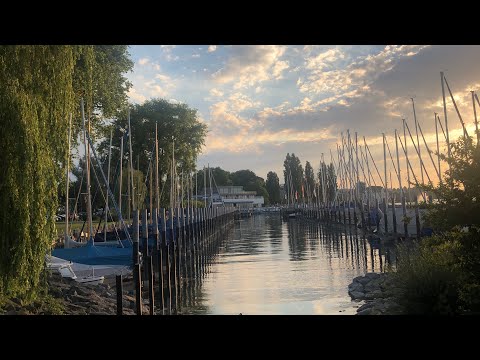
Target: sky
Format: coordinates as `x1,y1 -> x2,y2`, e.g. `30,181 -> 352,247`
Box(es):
126,45 -> 480,187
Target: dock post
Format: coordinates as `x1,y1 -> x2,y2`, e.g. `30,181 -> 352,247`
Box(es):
116,274 -> 123,316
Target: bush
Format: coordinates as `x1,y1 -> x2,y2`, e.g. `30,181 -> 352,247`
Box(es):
394,238 -> 462,315
393,228 -> 480,314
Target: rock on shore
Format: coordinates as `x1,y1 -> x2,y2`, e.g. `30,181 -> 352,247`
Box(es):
1,273 -> 142,315
348,272 -> 404,315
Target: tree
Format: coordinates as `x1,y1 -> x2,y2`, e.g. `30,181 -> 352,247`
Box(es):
231,169 -> 269,204
318,162 -> 337,203
196,166 -> 232,192
304,161 -> 315,202
100,98 -> 208,209
421,135 -> 480,231
0,45 -> 133,299
283,153 -> 304,202
392,134 -> 480,314
70,45 -> 133,145
266,172 -> 281,204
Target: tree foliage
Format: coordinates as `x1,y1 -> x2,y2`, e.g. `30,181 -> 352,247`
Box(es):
283,153 -> 304,201
420,135 -> 480,231
195,167 -> 233,191
392,134 -> 480,314
318,162 -> 337,203
194,167 -> 269,203
99,98 -> 207,209
304,161 -> 315,201
266,171 -> 281,204
231,170 -> 269,204
0,45 -> 132,299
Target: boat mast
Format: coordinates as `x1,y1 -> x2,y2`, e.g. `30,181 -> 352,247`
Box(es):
395,129 -> 408,237
155,122 -> 159,212
434,112 -> 441,185
65,113 -> 72,245
472,91 -> 479,144
208,164 -> 213,206
128,108 -> 135,211
204,165 -> 206,208
383,133 -> 388,232
119,135 -> 123,225
104,128 -> 113,241
402,119 -> 411,205
411,98 -> 424,186
81,99 -> 93,242
440,72 -> 451,163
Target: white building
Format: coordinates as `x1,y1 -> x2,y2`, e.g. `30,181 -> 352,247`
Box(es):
196,186 -> 264,208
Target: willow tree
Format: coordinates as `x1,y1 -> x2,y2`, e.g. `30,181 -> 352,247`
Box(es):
0,45 -> 132,299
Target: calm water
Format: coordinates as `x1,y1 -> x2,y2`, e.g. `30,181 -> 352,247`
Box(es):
180,214 -> 394,315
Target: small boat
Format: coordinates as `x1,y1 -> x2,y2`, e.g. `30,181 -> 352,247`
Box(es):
46,256 -> 106,285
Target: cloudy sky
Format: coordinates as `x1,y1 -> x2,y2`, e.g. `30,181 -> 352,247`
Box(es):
127,45 -> 480,187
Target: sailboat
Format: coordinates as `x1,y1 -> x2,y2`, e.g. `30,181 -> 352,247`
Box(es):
49,101 -> 133,279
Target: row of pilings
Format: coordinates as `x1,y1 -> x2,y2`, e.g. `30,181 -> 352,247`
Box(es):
280,202 -> 423,239
116,206 -> 237,315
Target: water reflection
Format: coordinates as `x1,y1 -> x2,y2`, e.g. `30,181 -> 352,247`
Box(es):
179,214 -> 396,315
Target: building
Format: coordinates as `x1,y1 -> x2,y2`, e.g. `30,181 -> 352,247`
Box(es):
195,186 -> 264,208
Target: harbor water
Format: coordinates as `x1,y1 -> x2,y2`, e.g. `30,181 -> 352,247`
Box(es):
180,214 -> 394,315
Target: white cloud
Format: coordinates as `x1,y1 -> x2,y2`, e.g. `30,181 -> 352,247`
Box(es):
192,54 -> 200,58
127,87 -> 147,104
228,93 -> 261,112
209,88 -> 224,97
305,47 -> 345,70
297,45 -> 430,108
212,45 -> 287,89
272,60 -> 289,79
155,73 -> 172,83
208,45 -> 217,52
138,58 -> 150,66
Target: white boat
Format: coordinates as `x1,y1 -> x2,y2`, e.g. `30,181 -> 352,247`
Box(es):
46,255 -> 131,284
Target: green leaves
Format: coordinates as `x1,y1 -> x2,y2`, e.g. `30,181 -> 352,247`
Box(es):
421,135 -> 480,231
0,45 -> 133,299
266,171 -> 281,204
0,46 -> 76,298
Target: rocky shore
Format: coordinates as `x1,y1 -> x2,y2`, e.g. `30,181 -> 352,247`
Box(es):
1,272 -> 145,315
348,272 -> 404,315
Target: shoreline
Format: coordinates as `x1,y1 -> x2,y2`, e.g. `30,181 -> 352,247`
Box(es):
348,272 -> 404,315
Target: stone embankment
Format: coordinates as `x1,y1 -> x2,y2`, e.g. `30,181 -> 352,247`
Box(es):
348,272 -> 404,315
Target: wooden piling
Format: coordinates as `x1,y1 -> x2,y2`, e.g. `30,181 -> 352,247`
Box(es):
116,274 -> 123,316
148,255 -> 154,315
133,210 -> 142,315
